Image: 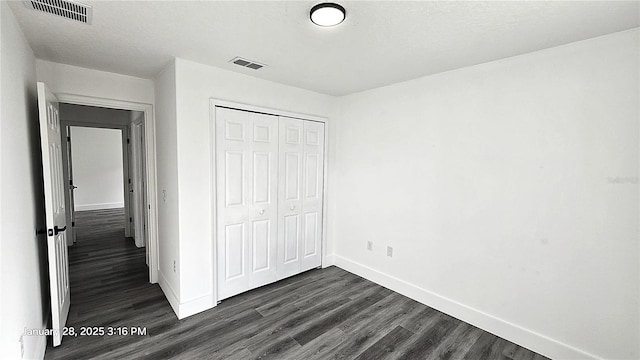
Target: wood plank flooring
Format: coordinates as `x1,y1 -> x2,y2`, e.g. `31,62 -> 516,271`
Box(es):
45,208 -> 549,360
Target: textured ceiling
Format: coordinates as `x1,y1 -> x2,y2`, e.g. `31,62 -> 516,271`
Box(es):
9,1 -> 640,96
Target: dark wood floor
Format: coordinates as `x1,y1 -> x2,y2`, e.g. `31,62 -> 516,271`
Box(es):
45,208 -> 549,360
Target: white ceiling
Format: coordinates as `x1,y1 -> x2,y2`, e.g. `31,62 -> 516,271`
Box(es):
9,1 -> 639,96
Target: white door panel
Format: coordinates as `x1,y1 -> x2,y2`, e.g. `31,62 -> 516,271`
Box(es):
38,82 -> 70,347
216,107 -> 278,299
225,223 -> 245,279
277,117 -> 304,278
284,153 -> 301,200
251,219 -> 270,271
247,112 -> 279,288
283,214 -> 300,263
216,108 -> 250,299
303,212 -> 319,257
300,120 -> 325,271
252,153 -> 271,204
225,151 -> 245,207
277,117 -> 325,275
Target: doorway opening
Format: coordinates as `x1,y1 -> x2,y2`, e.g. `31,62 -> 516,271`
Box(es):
60,104 -> 151,276
55,94 -> 159,285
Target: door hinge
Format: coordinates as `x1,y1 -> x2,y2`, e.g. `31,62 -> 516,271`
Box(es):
72,221 -> 75,227
128,178 -> 131,184
127,138 -> 130,144
129,217 -> 132,222
67,136 -> 71,142
69,180 -> 73,186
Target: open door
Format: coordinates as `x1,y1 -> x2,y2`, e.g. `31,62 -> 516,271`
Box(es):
37,82 -> 71,347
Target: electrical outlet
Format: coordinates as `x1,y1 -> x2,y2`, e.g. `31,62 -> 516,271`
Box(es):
387,246 -> 393,257
173,260 -> 176,273
162,190 -> 167,203
367,241 -> 373,251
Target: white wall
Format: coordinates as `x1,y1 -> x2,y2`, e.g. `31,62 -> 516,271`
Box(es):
334,29 -> 639,360
155,58 -> 338,317
36,60 -> 154,105
0,3 -> 48,359
153,61 -> 181,308
70,127 -> 124,211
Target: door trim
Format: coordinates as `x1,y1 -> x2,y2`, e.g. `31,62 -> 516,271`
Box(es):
56,93 -> 159,284
209,98 -> 330,304
60,124 -> 76,245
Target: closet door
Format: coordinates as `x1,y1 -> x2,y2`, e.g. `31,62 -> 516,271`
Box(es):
216,107 -> 278,300
277,117 -> 304,278
277,117 -> 325,278
300,120 -> 325,271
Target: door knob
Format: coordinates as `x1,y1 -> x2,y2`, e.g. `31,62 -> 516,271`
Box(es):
259,209 -> 265,215
290,205 -> 295,211
70,185 -> 77,190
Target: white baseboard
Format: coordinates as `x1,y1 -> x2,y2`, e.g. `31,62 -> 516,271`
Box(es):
333,255 -> 599,360
158,270 -> 180,318
31,333 -> 47,360
74,202 -> 124,211
158,271 -> 215,320
177,293 -> 215,319
24,314 -> 48,360
323,254 -> 335,267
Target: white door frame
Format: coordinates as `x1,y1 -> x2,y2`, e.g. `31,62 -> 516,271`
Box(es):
60,125 -> 77,245
209,98 -> 330,303
130,117 -> 147,249
57,93 -> 159,284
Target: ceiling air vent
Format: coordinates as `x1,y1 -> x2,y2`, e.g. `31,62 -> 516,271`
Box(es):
24,0 -> 93,24
230,57 -> 266,71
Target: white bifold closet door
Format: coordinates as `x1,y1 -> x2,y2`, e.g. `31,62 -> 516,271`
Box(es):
216,108 -> 325,300
216,107 -> 279,300
277,117 -> 324,278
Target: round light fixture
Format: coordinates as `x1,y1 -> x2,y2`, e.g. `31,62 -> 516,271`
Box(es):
310,3 -> 346,27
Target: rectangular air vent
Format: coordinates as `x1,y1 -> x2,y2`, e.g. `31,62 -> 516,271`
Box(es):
24,0 -> 93,24
230,57 -> 266,71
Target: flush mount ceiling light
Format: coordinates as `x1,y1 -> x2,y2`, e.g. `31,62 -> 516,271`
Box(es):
310,3 -> 346,27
